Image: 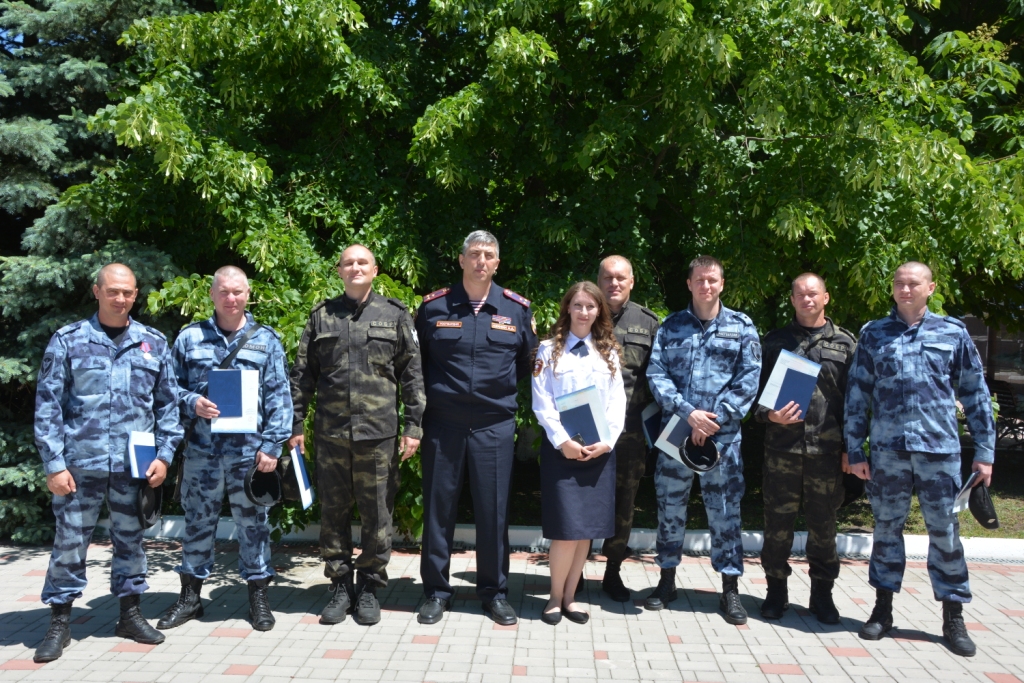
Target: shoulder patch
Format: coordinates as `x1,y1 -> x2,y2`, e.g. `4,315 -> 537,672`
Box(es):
503,289 -> 531,307
386,297 -> 408,310
422,287 -> 451,304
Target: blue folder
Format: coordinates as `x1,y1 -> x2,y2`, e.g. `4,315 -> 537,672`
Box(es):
559,404 -> 602,446
771,369 -> 819,411
208,369 -> 243,418
128,433 -> 157,479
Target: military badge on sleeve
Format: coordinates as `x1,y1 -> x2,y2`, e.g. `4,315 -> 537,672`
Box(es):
531,316 -> 537,335
533,358 -> 544,377
750,341 -> 762,362
40,353 -> 54,379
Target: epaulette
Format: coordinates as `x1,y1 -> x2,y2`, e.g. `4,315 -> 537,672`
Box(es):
732,310 -> 755,326
638,305 -> 659,322
422,287 -> 450,304
311,299 -> 329,313
943,315 -> 967,329
386,297 -> 408,310
56,320 -> 87,337
835,325 -> 858,344
503,289 -> 531,307
140,324 -> 168,341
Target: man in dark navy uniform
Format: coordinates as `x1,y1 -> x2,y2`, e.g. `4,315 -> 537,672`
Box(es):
415,230 -> 538,625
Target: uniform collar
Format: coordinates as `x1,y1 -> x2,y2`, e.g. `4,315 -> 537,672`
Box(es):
788,317 -> 834,341
685,302 -> 727,328
87,313 -> 140,349
344,289 -> 376,318
451,281 -> 503,310
206,310 -> 256,343
612,300 -> 632,325
566,331 -> 592,350
887,305 -> 939,331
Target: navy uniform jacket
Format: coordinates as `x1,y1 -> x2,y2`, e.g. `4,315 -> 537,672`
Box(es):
844,308 -> 996,465
35,315 -> 183,474
415,282 -> 538,428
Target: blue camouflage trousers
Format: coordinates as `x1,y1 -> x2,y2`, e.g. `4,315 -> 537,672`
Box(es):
42,468 -> 148,605
654,440 -> 745,575
176,450 -> 274,582
867,449 -> 971,602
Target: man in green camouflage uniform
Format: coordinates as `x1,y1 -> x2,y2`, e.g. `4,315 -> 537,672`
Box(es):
289,244 -> 426,626
755,272 -> 856,623
597,256 -> 660,601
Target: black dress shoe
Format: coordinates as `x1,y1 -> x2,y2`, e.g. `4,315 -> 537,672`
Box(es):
562,607 -> 590,624
540,609 -> 562,625
418,597 -> 448,625
482,598 -> 518,625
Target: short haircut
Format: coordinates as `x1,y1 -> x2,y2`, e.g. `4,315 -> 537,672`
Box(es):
791,272 -> 826,293
462,230 -> 500,258
95,263 -> 136,289
337,244 -> 377,266
688,255 -> 723,279
212,265 -> 249,289
598,255 -> 634,279
896,261 -> 933,283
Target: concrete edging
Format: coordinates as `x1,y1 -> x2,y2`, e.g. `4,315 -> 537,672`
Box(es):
97,516 -> 1024,561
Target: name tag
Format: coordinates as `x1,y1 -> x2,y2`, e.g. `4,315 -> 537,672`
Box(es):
491,323 -> 516,333
436,320 -> 462,328
242,343 -> 267,352
820,341 -> 845,352
492,315 -> 512,325
370,321 -> 396,328
627,326 -> 650,335
716,331 -> 740,339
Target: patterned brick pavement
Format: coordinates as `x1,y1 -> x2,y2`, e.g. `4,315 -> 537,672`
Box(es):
2,540 -> 1024,682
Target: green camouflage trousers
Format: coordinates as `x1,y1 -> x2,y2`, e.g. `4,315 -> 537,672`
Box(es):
317,434 -> 400,588
602,430 -> 647,564
761,447 -> 844,581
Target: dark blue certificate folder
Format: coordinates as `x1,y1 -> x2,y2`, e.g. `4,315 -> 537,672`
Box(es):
128,432 -> 157,479
208,369 -> 243,418
560,404 -> 602,446
771,370 -> 819,411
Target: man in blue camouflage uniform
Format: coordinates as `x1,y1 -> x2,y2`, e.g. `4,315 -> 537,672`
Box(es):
645,255 -> 761,624
845,261 -> 995,657
33,264 -> 181,663
157,266 -> 292,633
415,230 -> 538,626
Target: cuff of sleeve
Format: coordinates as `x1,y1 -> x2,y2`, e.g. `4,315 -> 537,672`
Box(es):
44,459 -> 67,475
972,447 -> 995,464
260,442 -> 282,459
846,448 -> 867,465
753,406 -> 770,424
550,426 -> 572,449
292,421 -> 305,437
403,425 -> 423,440
187,395 -> 199,420
157,450 -> 174,465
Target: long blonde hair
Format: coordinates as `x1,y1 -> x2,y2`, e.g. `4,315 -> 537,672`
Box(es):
546,281 -> 621,376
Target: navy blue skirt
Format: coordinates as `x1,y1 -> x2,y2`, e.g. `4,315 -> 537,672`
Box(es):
540,437 -> 616,540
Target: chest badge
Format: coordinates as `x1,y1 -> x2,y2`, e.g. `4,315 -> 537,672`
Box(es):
140,341 -> 152,359
491,322 -> 516,333
492,315 -> 512,325
436,320 -> 462,328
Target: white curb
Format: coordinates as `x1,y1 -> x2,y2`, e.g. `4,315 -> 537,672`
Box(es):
97,516 -> 1024,561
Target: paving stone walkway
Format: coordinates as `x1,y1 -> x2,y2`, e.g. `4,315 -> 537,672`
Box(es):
2,540 -> 1024,682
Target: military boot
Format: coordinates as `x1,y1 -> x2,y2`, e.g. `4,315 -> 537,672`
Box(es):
34,602 -> 72,663
760,576 -> 788,620
601,560 -> 631,602
320,577 -> 353,625
157,574 -> 204,629
644,568 -> 677,611
719,574 -> 748,625
859,588 -> 894,640
248,578 -> 276,631
942,601 -> 977,657
353,581 -> 381,626
114,595 -> 165,644
808,578 -> 840,624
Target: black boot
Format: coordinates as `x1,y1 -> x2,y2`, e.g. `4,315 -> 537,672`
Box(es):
644,568 -> 677,611
34,603 -> 72,663
760,576 -> 788,620
601,560 -> 631,602
353,581 -> 381,626
809,578 -> 840,624
320,577 -> 353,625
942,601 -> 976,657
859,588 -> 894,640
719,574 -> 748,625
248,578 -> 276,631
157,574 -> 204,630
115,595 -> 165,644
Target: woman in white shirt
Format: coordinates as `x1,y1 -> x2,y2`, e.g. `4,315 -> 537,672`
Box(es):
532,281 -> 626,625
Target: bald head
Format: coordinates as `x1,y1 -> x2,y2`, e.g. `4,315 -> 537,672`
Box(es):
895,261 -> 933,283
338,244 -> 377,267
212,265 -> 249,289
598,255 -> 634,279
597,255 -> 635,312
95,263 -> 136,289
337,243 -> 379,302
791,272 -> 826,294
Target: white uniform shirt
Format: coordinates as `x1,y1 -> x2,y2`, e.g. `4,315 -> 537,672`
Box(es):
532,332 -> 627,449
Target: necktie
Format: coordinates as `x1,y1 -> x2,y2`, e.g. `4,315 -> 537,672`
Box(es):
570,340 -> 589,357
